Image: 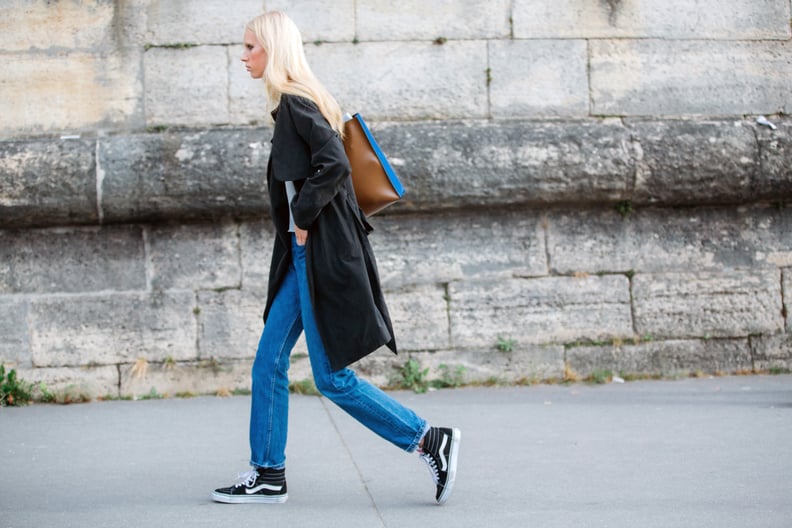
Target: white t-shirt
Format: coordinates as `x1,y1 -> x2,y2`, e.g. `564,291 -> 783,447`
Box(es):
285,181 -> 297,232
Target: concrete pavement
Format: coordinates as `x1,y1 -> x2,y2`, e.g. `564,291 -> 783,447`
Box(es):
2,375 -> 791,528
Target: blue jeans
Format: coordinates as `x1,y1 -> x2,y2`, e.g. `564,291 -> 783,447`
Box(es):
249,235 -> 427,469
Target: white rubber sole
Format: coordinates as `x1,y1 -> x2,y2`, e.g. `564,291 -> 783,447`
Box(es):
211,491 -> 288,504
436,428 -> 461,505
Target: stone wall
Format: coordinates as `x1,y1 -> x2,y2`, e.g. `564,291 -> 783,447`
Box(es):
1,0 -> 791,397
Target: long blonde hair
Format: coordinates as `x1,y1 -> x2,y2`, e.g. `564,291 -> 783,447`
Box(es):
247,11 -> 345,138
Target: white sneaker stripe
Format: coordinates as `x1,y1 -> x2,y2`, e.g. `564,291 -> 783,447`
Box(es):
246,483 -> 284,494
438,433 -> 449,472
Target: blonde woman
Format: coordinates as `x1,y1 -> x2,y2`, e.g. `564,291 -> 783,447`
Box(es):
211,11 -> 460,506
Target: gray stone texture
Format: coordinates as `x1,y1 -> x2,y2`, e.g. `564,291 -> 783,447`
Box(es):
267,0 -> 355,42
633,270 -> 784,339
143,45 -> 229,126
566,339 -> 754,378
756,119 -> 792,201
513,0 -> 792,39
0,51 -> 143,136
384,284 -> 450,352
144,0 -> 259,46
356,0 -> 510,40
147,221 -> 241,291
629,120 -> 757,205
547,205 -> 792,274
14,364 -> 119,399
306,41 -> 489,120
0,137 -> 98,227
0,0 -> 118,51
119,358 -> 253,398
449,275 -> 633,348
370,211 -> 548,289
376,119 -> 635,211
98,128 -> 269,224
29,291 -> 197,367
0,225 -> 146,294
4,119 -> 792,228
3,0 -> 791,136
751,333 -> 792,371
0,204 -> 789,393
416,345 -> 566,383
591,40 -> 792,116
239,219 -> 276,291
786,269 -> 792,333
197,289 -> 264,361
0,298 -> 31,368
489,39 -> 589,118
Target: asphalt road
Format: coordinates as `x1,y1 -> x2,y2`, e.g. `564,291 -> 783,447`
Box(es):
2,374 -> 790,528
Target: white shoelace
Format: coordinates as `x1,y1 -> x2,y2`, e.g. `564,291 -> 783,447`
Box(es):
419,451 -> 440,485
234,469 -> 258,488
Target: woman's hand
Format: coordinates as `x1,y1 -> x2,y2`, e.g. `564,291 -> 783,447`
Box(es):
295,226 -> 308,246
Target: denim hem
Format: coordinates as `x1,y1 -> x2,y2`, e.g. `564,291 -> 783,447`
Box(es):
406,421 -> 430,453
250,461 -> 286,471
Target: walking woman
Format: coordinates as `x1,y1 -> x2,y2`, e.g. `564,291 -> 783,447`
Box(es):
211,11 -> 460,506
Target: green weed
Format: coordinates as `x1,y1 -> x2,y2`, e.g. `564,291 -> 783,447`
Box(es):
0,366 -> 33,406
496,336 -> 517,353
431,364 -> 467,389
389,359 -> 430,393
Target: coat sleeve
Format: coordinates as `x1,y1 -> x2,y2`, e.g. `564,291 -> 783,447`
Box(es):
284,95 -> 351,230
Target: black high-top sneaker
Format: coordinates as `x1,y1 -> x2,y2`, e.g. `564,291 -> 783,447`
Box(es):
211,467 -> 288,504
418,427 -> 461,504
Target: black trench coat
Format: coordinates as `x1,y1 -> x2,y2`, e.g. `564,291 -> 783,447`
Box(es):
263,94 -> 397,371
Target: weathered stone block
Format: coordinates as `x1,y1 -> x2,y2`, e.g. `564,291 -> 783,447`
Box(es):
414,345 -> 566,383
513,0 -> 792,39
15,365 -> 119,399
748,206 -> 792,268
489,39 -> 589,118
0,225 -> 146,294
0,52 -> 142,137
0,298 -> 31,367
566,339 -> 754,378
385,284 -> 449,351
356,0 -> 510,40
591,40 -> 792,116
144,0 -> 259,45
756,118 -> 792,201
197,289 -> 263,361
371,211 -> 547,289
350,351 -> 399,387
547,206 -> 792,274
785,269 -> 792,333
305,41 -> 488,120
99,128 -> 269,223
633,270 -> 784,339
143,45 -> 229,126
119,358 -> 254,398
0,137 -> 97,226
629,120 -> 757,205
376,119 -> 633,211
449,275 -> 633,348
0,0 -> 117,51
240,219 -> 276,292
147,221 -> 241,291
29,291 -> 197,367
751,333 -> 792,371
268,0 -> 355,42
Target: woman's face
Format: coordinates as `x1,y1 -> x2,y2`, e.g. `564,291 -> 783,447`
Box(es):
242,28 -> 267,79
